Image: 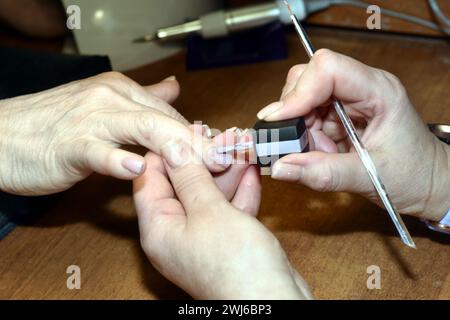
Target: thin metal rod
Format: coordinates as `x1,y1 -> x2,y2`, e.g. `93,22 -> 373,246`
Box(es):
283,1 -> 416,248
216,141 -> 254,153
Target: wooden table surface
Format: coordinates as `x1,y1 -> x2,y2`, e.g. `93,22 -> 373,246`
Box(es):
0,27 -> 449,300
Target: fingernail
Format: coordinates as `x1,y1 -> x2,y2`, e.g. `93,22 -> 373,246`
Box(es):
215,152 -> 233,166
234,128 -> 244,137
208,147 -> 233,167
163,75 -> 176,82
257,101 -> 283,120
122,158 -> 145,175
202,124 -> 212,138
161,139 -> 190,169
226,127 -> 238,133
271,162 -> 303,182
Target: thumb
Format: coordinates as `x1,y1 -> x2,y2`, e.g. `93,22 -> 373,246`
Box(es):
160,139 -> 228,215
271,151 -> 373,193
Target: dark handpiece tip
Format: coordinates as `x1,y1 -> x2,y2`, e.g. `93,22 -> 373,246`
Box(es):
132,35 -> 155,43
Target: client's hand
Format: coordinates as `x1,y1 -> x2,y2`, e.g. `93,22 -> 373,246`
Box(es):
0,72 -> 226,196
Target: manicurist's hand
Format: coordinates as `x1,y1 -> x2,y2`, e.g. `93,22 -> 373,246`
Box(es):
133,139 -> 312,300
258,49 -> 450,222
0,72 -> 227,196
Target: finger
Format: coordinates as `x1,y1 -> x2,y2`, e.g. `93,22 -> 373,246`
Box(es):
144,76 -> 180,104
320,108 -> 367,143
214,164 -> 248,200
133,152 -> 175,209
213,129 -> 255,200
97,109 -> 230,173
258,49 -> 382,121
128,89 -> 188,125
140,78 -> 188,124
292,269 -> 314,300
161,139 -> 228,216
132,152 -> 186,260
231,165 -> 261,216
309,130 -> 338,153
280,64 -> 307,99
70,140 -> 146,180
190,123 -> 213,138
92,72 -> 188,124
271,151 -> 373,193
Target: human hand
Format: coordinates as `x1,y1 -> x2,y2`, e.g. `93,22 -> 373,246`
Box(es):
257,49 -> 450,221
0,72 -> 227,196
133,139 -> 312,300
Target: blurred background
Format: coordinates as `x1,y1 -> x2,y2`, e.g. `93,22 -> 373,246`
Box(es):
0,0 -> 448,71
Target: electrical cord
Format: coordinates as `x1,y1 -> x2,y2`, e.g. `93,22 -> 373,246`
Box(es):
428,0 -> 450,29
304,0 -> 450,36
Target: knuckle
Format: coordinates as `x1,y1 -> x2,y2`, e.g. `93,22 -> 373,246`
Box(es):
103,149 -> 117,169
60,139 -> 94,175
374,69 -> 408,108
173,170 -> 211,202
135,113 -> 157,141
312,49 -> 339,74
314,165 -> 337,192
101,71 -> 128,82
313,48 -> 335,64
287,64 -> 305,82
78,140 -> 95,161
86,83 -> 117,99
382,71 -> 406,94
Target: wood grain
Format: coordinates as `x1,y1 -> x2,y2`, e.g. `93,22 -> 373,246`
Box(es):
0,27 -> 449,299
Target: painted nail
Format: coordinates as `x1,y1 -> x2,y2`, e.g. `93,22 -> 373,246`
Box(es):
161,139 -> 190,169
257,101 -> 283,120
208,147 -> 233,166
163,75 -> 176,82
271,162 -> 303,182
226,127 -> 238,133
122,158 -> 145,175
202,124 -> 212,138
214,151 -> 233,166
235,129 -> 244,138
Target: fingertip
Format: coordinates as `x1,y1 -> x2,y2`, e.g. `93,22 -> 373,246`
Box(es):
121,156 -> 146,177
133,152 -> 175,208
256,101 -> 283,121
87,145 -> 148,181
144,77 -> 180,104
161,139 -> 227,214
276,151 -> 325,166
143,152 -> 167,176
258,93 -> 312,121
245,165 -> 261,186
232,165 -> 261,216
204,144 -> 233,173
161,75 -> 180,91
163,75 -> 177,82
